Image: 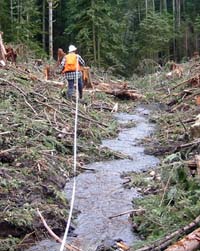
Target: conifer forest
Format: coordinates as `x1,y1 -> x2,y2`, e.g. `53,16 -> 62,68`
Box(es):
1,0 -> 200,75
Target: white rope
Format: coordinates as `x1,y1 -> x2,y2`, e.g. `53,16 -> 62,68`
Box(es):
59,55 -> 80,251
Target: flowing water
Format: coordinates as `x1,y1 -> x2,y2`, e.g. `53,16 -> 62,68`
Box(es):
27,106 -> 159,251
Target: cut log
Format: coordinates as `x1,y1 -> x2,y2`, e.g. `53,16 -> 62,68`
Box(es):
116,240 -> 130,251
190,115 -> 200,138
195,155 -> 200,176
165,227 -> 200,251
81,66 -> 93,89
166,64 -> 183,79
5,46 -> 17,64
57,48 -> 66,66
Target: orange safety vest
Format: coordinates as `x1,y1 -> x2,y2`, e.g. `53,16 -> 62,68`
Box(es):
62,53 -> 80,73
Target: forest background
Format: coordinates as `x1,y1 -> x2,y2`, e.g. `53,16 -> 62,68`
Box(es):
0,0 -> 200,76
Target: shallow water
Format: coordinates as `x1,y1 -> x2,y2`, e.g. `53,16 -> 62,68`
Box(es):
27,106 -> 159,251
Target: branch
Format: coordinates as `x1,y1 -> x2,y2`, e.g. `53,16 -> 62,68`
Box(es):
37,208 -> 81,251
108,208 -> 145,219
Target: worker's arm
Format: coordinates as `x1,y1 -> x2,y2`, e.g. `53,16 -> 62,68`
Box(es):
61,56 -> 66,68
60,56 -> 66,73
78,55 -> 85,67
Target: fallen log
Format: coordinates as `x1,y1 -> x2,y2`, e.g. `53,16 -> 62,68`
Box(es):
165,227 -> 200,251
135,215 -> 200,251
93,81 -> 128,91
105,89 -> 144,100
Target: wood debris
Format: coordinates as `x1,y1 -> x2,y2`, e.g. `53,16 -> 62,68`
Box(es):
93,81 -> 144,100
165,227 -> 200,251
166,63 -> 183,79
190,114 -> 200,138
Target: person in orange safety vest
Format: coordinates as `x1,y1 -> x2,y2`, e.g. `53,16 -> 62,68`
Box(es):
61,45 -> 85,100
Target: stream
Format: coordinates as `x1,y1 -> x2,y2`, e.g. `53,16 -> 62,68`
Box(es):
28,106 -> 159,251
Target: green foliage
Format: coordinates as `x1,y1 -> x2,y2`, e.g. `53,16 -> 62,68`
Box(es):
1,205 -> 34,228
1,0 -> 200,75
132,163 -> 200,248
0,237 -> 20,251
137,12 -> 173,58
64,0 -> 127,72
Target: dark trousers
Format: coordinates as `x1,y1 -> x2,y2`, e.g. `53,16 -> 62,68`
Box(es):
67,78 -> 83,99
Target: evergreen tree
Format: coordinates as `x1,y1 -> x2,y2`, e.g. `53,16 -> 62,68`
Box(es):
137,12 -> 173,59
64,0 -> 127,71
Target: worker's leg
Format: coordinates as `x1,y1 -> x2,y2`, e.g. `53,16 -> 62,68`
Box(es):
78,77 -> 83,99
67,79 -> 74,98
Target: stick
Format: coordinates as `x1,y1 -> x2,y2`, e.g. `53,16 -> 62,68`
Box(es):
108,209 -> 145,219
24,97 -> 38,115
177,139 -> 200,149
0,147 -> 16,155
37,208 -> 81,251
0,131 -> 12,135
79,166 -> 96,172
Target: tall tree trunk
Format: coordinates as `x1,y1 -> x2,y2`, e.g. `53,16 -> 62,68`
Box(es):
97,36 -> 101,68
10,0 -> 13,23
138,3 -> 141,22
145,0 -> 148,17
172,0 -> 176,60
26,10 -> 30,42
160,0 -> 162,13
195,35 -> 199,52
48,0 -> 53,60
91,0 -> 97,65
42,0 -> 46,51
185,27 -> 188,57
152,0 -> 155,12
163,0 -> 167,11
176,0 -> 181,27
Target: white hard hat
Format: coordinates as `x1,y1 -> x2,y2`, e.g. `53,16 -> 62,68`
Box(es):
68,45 -> 77,52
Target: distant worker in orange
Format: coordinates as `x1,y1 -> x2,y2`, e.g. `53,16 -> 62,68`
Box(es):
61,45 -> 85,100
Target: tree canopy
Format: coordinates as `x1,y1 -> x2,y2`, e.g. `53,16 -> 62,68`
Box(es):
0,0 -> 200,76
